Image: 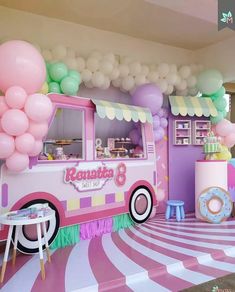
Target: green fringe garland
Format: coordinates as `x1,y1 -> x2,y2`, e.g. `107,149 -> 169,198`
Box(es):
50,224 -> 80,250
112,213 -> 135,232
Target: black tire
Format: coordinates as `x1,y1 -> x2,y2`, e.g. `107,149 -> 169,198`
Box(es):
12,199 -> 60,254
129,186 -> 153,224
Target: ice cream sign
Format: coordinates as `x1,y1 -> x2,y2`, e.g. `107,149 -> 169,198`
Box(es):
64,162 -> 126,191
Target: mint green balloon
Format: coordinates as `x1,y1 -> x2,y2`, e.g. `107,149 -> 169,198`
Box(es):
222,110 -> 228,118
48,82 -> 61,93
197,69 -> 223,95
46,70 -> 52,83
68,70 -> 81,84
60,77 -> 79,95
213,86 -> 226,99
213,97 -> 227,111
49,62 -> 68,82
210,111 -> 223,124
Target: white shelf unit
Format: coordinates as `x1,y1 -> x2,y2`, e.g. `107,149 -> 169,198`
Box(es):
193,120 -> 211,145
174,120 -> 192,145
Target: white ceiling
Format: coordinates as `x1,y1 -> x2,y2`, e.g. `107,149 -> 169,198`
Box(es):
0,0 -> 234,50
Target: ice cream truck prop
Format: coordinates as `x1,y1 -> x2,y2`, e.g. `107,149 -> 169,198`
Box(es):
0,94 -> 157,253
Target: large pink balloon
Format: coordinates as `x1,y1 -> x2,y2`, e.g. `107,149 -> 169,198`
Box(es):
224,133 -> 235,148
15,133 -> 35,154
24,94 -> 53,122
5,86 -> 27,109
0,133 -> 15,158
1,109 -> 29,136
215,119 -> 232,137
6,151 -> 29,172
132,83 -> 163,115
28,140 -> 43,157
28,121 -> 48,139
0,40 -> 46,94
0,96 -> 9,117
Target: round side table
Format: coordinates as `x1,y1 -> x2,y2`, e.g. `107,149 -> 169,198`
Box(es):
0,209 -> 55,283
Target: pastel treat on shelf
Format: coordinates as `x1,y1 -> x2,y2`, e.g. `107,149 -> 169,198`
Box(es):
203,131 -> 220,154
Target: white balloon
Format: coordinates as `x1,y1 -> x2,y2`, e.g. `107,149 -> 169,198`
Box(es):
119,64 -> 129,77
122,76 -> 135,91
141,65 -> 150,76
121,56 -> 132,64
109,68 -> 120,80
176,89 -> 188,96
157,79 -> 168,93
186,75 -> 197,88
179,66 -> 191,79
189,87 -> 199,96
76,57 -> 86,71
169,64 -> 177,73
86,57 -> 99,72
166,73 -> 178,85
174,75 -> 181,86
52,45 -> 67,59
99,59 -> 113,75
129,62 -> 142,76
92,71 -> 105,87
147,71 -> 159,83
101,77 -> 111,90
103,53 -> 116,64
84,80 -> 94,88
112,78 -> 122,88
176,79 -> 187,91
67,47 -> 76,58
42,49 -> 52,61
134,74 -> 146,86
165,84 -> 174,95
81,69 -> 92,82
90,51 -> 103,60
158,63 -> 170,78
63,57 -> 77,69
149,64 -> 157,71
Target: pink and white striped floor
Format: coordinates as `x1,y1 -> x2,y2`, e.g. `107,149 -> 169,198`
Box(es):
1,213 -> 235,292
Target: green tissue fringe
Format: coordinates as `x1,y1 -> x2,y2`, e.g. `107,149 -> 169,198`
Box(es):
50,224 -> 80,249
112,213 -> 135,232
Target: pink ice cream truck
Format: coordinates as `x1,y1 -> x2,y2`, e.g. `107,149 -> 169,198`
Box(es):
0,94 -> 157,253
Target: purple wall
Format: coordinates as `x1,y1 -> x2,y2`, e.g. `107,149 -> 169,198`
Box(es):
168,114 -> 206,212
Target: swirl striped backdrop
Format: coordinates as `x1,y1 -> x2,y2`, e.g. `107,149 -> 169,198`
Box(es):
1,213 -> 235,292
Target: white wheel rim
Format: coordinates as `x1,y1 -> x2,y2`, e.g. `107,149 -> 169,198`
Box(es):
130,188 -> 152,221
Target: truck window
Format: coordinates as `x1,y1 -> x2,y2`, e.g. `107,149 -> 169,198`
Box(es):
94,113 -> 146,160
39,107 -> 84,161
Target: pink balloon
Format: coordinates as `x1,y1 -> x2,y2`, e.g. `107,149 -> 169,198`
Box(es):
0,96 -> 9,117
5,86 -> 27,109
153,115 -> 160,129
28,140 -> 43,157
28,121 -> 48,139
160,117 -> 168,128
215,119 -> 232,137
24,94 -> 53,122
0,40 -> 46,94
6,151 -> 29,172
1,109 -> 29,136
0,132 -> 15,158
224,133 -> 235,148
15,133 -> 35,154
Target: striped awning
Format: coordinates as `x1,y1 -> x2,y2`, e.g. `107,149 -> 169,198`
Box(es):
169,96 -> 218,117
91,99 -> 153,123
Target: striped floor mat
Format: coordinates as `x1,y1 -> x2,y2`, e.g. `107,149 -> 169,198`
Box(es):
1,213 -> 235,292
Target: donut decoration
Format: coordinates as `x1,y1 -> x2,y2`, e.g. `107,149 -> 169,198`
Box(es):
198,187 -> 232,224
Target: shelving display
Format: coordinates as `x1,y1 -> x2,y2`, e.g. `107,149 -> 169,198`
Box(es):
193,120 -> 211,145
174,120 -> 191,145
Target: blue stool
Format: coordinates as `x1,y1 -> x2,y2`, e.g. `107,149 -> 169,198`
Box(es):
165,200 -> 185,222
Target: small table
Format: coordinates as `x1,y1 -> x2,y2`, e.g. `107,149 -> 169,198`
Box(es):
0,209 -> 55,283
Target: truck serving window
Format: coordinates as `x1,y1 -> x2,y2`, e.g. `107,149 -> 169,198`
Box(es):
39,107 -> 84,161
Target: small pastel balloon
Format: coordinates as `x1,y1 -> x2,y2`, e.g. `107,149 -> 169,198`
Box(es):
224,133 -> 235,148
128,129 -> 140,144
2,109 -> 29,136
0,96 -> 9,117
153,115 -> 160,129
28,140 -> 43,157
197,69 -> 223,95
5,86 -> 27,109
153,127 -> 164,142
48,82 -> 61,93
0,132 -> 15,159
213,97 -> 227,111
213,86 -> 226,99
28,121 -> 48,139
39,82 -> 49,94
49,62 -> 68,82
215,119 -> 232,137
210,111 -> 224,124
160,117 -> 168,128
6,151 -> 29,172
52,45 -> 67,59
68,70 -> 81,84
60,76 -> 79,95
15,133 -> 35,154
24,93 -> 53,122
